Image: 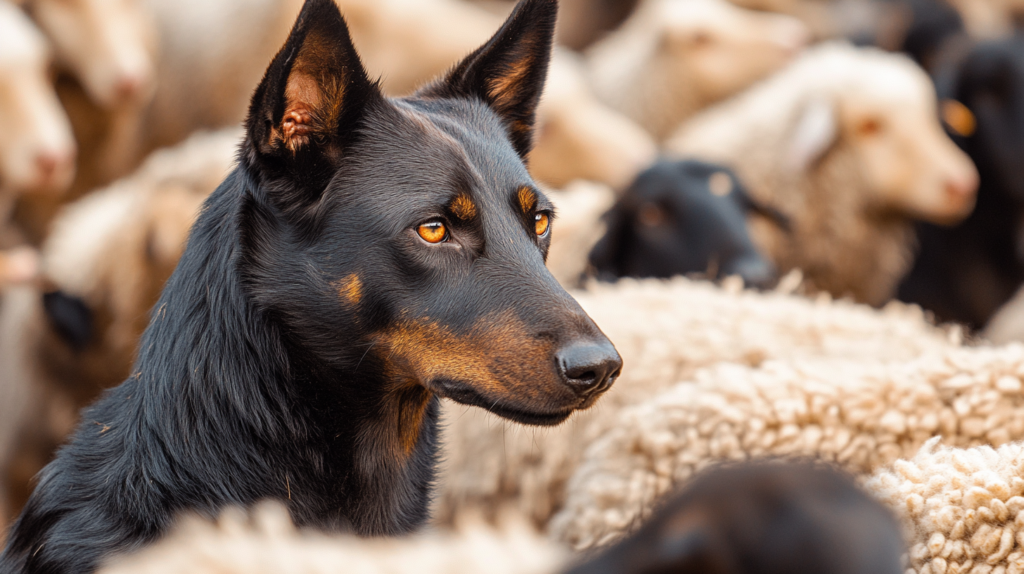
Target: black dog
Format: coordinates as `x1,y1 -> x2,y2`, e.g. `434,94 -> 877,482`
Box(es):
565,462 -> 905,574
899,37 -> 1024,329
588,159 -> 784,289
0,0 -> 621,571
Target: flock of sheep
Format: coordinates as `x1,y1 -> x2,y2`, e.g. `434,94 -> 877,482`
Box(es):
4,0 -> 1024,571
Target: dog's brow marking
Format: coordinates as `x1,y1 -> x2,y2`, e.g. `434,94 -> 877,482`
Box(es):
338,274 -> 363,306
517,187 -> 537,214
450,194 -> 478,220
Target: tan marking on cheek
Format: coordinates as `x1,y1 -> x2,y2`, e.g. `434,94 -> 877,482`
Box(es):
450,194 -> 477,220
517,187 -> 537,214
337,274 -> 363,307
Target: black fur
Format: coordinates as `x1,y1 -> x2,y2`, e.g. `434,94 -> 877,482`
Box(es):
589,160 -> 782,289
899,37 -> 1024,329
42,291 -> 94,351
565,461 -> 905,574
1,1 -> 622,572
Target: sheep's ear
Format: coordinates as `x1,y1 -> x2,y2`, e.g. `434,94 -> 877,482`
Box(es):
419,0 -> 558,158
245,0 -> 380,193
786,96 -> 837,174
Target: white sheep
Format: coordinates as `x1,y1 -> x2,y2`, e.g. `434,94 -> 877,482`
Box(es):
0,129 -> 239,532
586,0 -> 809,141
547,344 -> 1024,550
867,439 -> 1024,574
0,1 -> 75,200
434,277 -> 958,528
666,43 -> 979,306
97,503 -> 564,574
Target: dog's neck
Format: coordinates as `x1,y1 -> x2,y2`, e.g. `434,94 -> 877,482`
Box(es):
129,170 -> 439,536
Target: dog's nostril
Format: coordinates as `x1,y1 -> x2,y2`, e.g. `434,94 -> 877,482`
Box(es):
557,340 -> 623,397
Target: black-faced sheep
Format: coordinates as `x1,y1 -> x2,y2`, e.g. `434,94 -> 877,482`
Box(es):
565,461 -> 905,574
899,36 -> 1024,330
434,277 -> 958,528
666,43 -> 979,306
586,0 -> 810,141
588,159 -> 781,289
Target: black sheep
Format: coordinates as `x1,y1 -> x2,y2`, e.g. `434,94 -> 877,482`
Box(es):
899,36 -> 1024,329
588,159 -> 784,289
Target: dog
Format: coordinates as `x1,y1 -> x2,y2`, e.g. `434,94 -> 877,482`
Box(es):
565,461 -> 905,574
588,159 -> 784,288
0,0 -> 621,571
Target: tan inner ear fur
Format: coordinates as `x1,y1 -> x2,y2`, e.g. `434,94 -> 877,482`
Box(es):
275,34 -> 348,152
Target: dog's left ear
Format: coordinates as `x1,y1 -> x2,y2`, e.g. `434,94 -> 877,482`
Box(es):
421,0 -> 558,158
245,0 -> 379,191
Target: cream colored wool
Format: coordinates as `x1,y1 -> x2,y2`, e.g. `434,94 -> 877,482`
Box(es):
666,43 -> 977,306
548,344 -> 1024,551
434,277 -> 958,528
99,503 -> 565,574
867,440 -> 1024,574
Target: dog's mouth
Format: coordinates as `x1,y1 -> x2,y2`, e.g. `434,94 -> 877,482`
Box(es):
429,379 -> 581,426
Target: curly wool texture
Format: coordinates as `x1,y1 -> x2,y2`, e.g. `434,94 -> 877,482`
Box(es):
548,344 -> 1024,551
867,440 -> 1024,574
434,277 -> 958,528
99,504 -> 565,574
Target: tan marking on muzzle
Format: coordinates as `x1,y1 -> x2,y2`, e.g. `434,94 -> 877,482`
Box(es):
374,311 -> 556,402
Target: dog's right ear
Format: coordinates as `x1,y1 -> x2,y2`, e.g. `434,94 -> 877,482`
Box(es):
245,0 -> 379,194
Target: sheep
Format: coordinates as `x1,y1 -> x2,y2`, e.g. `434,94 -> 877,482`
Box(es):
866,439 -> 1024,574
93,463 -> 902,574
530,51 -> 657,191
585,0 -> 810,142
565,461 -> 905,574
587,159 -> 782,289
666,43 -> 979,307
96,504 -> 564,574
548,343 -> 1024,550
18,0 -> 157,109
0,128 -> 238,528
0,1 -> 76,200
433,277 -> 958,528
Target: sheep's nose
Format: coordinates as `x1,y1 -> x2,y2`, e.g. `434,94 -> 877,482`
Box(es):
946,171 -> 979,201
35,148 -> 73,180
557,340 -> 622,398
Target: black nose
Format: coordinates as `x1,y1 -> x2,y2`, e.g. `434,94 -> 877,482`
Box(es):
557,340 -> 622,397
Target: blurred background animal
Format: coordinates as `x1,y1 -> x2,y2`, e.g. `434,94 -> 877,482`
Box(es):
588,159 -> 781,288
899,36 -> 1024,329
667,43 -> 978,306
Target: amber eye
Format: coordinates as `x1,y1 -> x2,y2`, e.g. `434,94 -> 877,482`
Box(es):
535,213 -> 550,237
417,221 -> 449,244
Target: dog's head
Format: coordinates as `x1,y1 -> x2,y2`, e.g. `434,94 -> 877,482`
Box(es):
241,0 -> 621,426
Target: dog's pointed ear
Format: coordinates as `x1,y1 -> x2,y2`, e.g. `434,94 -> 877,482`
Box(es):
421,0 -> 558,158
245,0 -> 378,185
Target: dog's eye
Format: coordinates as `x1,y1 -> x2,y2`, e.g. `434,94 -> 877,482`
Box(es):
535,213 -> 550,237
417,221 -> 449,244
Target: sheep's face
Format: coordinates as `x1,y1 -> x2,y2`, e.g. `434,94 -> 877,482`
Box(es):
0,3 -> 75,194
25,0 -> 156,108
841,72 -> 978,225
658,0 -> 809,102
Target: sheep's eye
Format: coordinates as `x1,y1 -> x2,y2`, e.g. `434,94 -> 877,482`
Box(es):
942,99 -> 976,138
535,213 -> 550,237
417,221 -> 449,244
